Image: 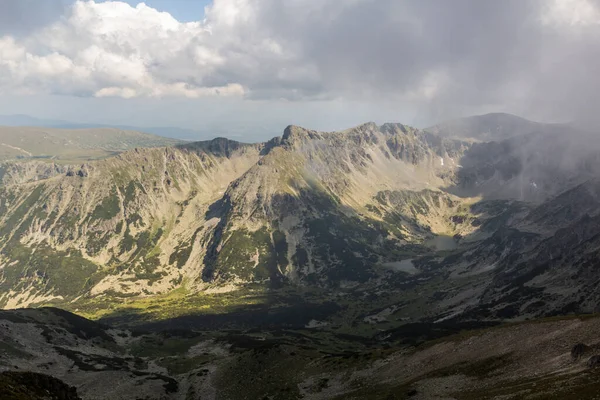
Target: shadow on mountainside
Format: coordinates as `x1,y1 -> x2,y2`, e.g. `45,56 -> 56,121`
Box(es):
98,291 -> 343,332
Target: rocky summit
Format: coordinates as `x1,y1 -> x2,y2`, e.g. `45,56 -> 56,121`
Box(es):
3,114 -> 600,399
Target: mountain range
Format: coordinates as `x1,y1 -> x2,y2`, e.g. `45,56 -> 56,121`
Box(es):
3,113 -> 600,399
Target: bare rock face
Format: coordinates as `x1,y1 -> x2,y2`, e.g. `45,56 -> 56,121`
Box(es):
281,124 -> 317,147
0,161 -> 68,184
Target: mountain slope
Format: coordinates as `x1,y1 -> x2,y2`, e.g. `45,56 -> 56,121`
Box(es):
4,114 -> 600,399
0,138 -> 264,307
444,125 -> 600,202
201,123 -> 472,285
0,122 -> 482,308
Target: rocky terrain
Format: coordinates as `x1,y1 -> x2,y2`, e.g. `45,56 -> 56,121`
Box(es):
3,307 -> 600,399
3,113 -> 600,398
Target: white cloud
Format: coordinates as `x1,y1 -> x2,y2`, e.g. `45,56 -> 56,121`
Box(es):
95,86 -> 137,98
0,0 -> 333,100
0,0 -> 242,98
541,0 -> 600,27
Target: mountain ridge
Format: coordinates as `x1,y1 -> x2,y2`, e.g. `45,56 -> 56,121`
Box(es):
0,113 -> 599,329
0,120 -> 471,308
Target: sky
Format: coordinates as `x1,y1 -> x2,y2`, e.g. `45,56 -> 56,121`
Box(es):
110,0 -> 210,22
0,0 -> 599,141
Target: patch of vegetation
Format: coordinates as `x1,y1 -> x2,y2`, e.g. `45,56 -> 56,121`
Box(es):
0,185 -> 45,238
292,246 -> 309,270
427,353 -> 514,379
121,225 -> 161,257
0,189 -> 17,217
72,285 -> 271,325
39,307 -> 116,343
0,341 -> 32,361
159,355 -> 214,375
91,189 -> 120,221
86,230 -> 112,255
304,212 -> 380,283
121,226 -> 135,254
54,211 -> 80,242
215,346 -> 304,400
0,245 -> 105,300
126,212 -> 144,227
365,203 -> 382,216
454,362 -> 600,400
213,227 -> 283,283
273,230 -> 288,268
133,255 -> 166,284
130,334 -> 203,359
121,181 -> 146,206
169,241 -> 194,268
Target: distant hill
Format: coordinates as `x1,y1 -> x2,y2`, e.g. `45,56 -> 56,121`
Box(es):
0,114 -> 209,141
426,112 -> 562,141
0,126 -> 182,162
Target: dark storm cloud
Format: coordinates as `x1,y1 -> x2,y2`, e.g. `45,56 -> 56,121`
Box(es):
233,0 -> 575,122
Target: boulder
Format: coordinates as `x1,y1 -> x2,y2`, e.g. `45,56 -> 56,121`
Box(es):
571,343 -> 591,360
587,355 -> 600,368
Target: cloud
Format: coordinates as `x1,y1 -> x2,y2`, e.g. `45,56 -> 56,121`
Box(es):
0,1 -> 241,99
0,0 -> 599,124
541,0 -> 600,26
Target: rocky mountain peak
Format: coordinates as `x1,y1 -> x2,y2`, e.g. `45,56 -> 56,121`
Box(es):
281,125 -> 319,147
380,122 -> 419,136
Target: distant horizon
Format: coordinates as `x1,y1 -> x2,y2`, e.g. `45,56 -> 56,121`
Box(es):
0,111 -> 571,144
